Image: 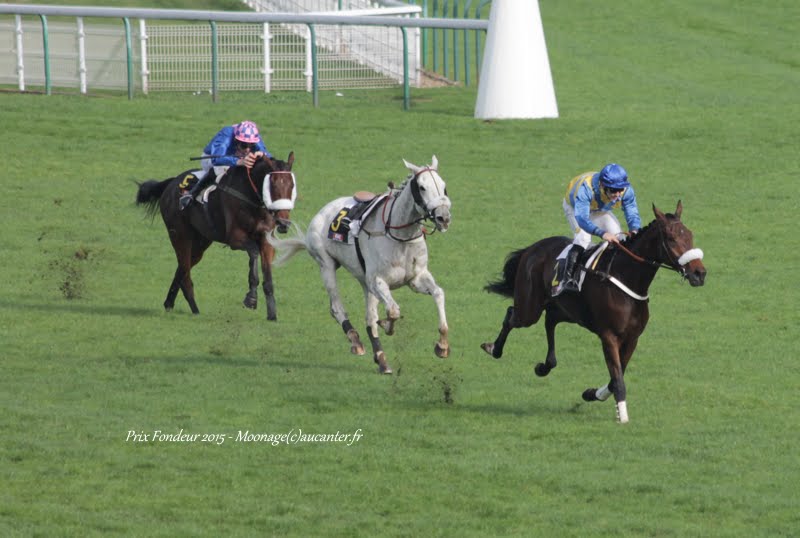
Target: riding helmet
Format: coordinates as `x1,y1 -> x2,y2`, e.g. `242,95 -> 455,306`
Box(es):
598,163 -> 630,189
233,121 -> 260,144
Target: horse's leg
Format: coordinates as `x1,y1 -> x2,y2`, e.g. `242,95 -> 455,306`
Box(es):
319,262 -> 365,355
172,240 -> 200,314
534,308 -> 562,377
260,239 -> 277,321
365,290 -> 391,374
243,248 -> 259,310
481,284 -> 544,359
164,266 -> 183,311
583,334 -> 628,423
409,270 -> 449,358
480,306 -> 514,359
371,276 -> 400,336
581,335 -> 639,418
179,237 -> 211,315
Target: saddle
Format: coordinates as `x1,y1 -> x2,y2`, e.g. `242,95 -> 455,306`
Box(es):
327,192 -> 387,244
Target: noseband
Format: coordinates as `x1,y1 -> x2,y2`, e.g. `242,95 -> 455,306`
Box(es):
262,171 -> 297,212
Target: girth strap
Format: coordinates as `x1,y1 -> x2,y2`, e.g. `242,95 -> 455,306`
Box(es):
354,236 -> 367,273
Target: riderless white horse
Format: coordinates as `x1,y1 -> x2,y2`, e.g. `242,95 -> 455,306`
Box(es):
269,156 -> 452,374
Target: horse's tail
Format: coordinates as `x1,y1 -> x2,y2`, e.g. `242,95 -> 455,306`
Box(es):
135,178 -> 172,219
484,247 -> 527,298
267,224 -> 308,266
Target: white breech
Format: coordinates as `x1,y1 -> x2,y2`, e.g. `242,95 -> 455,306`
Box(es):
200,153 -> 229,181
562,199 -> 623,250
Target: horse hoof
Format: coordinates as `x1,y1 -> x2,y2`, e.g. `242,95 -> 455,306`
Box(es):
534,363 -> 551,377
267,314 -> 277,322
378,319 -> 396,336
582,388 -> 598,402
374,352 -> 392,374
434,343 -> 449,358
480,342 -> 502,359
243,297 -> 257,310
351,344 -> 366,356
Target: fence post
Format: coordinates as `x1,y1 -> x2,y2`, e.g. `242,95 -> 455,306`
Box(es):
401,26 -> 409,111
475,0 -> 491,82
122,17 -> 133,100
14,15 -> 24,91
262,23 -> 271,93
77,17 -> 87,94
209,21 -> 218,103
452,0 -> 458,83
139,19 -> 149,95
38,14 -> 51,95
463,0 -> 473,86
306,24 -> 318,108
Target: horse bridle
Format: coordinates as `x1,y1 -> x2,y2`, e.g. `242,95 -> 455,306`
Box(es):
616,221 -> 702,279
382,168 -> 447,242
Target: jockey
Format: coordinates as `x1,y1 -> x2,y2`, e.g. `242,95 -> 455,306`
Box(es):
180,120 -> 272,210
551,163 -> 642,296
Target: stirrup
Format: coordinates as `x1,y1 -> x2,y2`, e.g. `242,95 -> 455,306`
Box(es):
563,278 -> 579,292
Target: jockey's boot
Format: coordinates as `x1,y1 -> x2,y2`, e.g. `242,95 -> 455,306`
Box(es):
180,173 -> 210,211
561,244 -> 585,293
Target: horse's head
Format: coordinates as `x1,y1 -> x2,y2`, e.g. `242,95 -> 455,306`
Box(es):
652,201 -> 706,286
402,155 -> 452,232
260,152 -> 296,233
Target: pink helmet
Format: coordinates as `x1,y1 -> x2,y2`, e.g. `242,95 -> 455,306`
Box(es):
233,121 -> 260,144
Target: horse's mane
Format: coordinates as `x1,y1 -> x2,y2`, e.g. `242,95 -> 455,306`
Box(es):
621,221 -> 653,248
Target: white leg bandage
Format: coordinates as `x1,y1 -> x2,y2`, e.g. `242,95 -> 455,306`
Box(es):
616,401 -> 629,424
595,384 -> 612,401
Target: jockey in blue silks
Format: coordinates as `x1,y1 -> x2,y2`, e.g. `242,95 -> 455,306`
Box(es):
180,120 -> 272,210
551,163 -> 642,296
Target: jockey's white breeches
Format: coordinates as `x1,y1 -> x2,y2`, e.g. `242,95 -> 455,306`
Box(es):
200,153 -> 229,182
562,199 -> 622,249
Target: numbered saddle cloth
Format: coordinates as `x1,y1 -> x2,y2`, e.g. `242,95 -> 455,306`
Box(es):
327,193 -> 388,244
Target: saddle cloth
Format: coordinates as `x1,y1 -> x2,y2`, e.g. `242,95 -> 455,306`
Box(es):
327,193 -> 387,244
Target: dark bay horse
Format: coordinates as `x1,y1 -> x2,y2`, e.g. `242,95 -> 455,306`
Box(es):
135,153 -> 296,320
480,201 -> 706,423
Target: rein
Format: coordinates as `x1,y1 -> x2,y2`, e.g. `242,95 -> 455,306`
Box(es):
380,170 -> 438,242
614,227 -> 682,274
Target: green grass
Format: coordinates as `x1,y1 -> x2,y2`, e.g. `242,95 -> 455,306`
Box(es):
2,1 -> 800,536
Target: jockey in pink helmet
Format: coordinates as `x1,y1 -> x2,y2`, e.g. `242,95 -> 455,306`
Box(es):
181,120 -> 272,210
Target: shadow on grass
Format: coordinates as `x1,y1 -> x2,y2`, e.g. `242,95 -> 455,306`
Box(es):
0,299 -> 156,318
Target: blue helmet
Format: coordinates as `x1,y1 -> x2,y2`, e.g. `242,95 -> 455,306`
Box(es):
598,163 -> 630,189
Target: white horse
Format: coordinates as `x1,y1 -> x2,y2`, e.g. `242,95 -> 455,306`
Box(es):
268,156 -> 452,374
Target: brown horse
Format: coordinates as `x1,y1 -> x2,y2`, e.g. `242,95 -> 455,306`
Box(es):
135,153 -> 296,320
480,201 -> 706,423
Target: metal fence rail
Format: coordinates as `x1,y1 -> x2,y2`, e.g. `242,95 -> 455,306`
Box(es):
0,4 -> 487,109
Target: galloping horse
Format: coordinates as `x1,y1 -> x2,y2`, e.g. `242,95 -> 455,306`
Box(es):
481,201 -> 706,423
268,156 -> 452,374
135,153 -> 297,320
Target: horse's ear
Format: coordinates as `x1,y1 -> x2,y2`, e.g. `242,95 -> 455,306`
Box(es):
431,155 -> 438,170
403,158 -> 421,174
653,203 -> 666,221
287,151 -> 295,167
675,200 -> 683,219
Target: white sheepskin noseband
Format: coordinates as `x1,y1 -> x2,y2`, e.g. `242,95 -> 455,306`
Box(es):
262,172 -> 297,211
